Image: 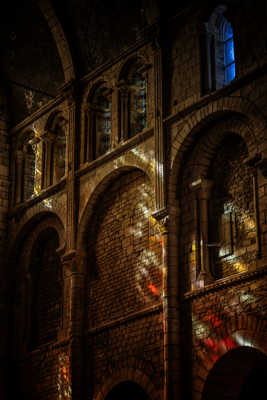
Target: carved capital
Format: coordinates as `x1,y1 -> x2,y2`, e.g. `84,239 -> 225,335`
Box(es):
190,178 -> 213,199
61,250 -> 87,276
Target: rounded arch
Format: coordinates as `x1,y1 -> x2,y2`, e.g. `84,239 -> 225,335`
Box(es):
38,0 -> 75,82
95,368 -> 159,400
178,114 -> 253,186
169,96 -> 267,198
9,211 -> 66,269
82,79 -> 109,106
45,110 -> 68,133
118,55 -> 147,83
202,346 -> 267,400
192,312 -> 267,400
77,165 -> 153,251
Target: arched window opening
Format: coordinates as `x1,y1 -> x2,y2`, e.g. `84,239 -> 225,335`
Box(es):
14,131 -> 40,203
42,112 -> 67,188
119,59 -> 148,141
83,84 -> 112,163
201,5 -> 236,93
29,228 -> 62,350
208,135 -> 256,280
128,67 -> 147,138
92,87 -> 111,159
224,21 -> 235,84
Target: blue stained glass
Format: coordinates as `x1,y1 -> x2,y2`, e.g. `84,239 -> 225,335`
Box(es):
225,38 -> 234,64
224,22 -> 233,41
226,63 -> 235,83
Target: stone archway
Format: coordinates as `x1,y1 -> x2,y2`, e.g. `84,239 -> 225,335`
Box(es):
105,381 -> 150,400
202,346 -> 267,400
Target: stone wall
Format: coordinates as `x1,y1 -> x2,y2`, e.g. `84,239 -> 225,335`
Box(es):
85,170 -> 163,397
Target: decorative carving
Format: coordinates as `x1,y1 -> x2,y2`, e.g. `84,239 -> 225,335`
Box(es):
61,250 -> 87,276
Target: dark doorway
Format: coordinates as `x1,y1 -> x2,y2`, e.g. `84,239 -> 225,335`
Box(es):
105,381 -> 150,400
202,346 -> 267,400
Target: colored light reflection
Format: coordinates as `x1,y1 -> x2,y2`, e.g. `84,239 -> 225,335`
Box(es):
57,353 -> 72,400
193,313 -> 238,363
148,283 -> 159,296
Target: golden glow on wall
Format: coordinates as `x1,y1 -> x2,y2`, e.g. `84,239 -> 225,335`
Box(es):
57,353 -> 72,400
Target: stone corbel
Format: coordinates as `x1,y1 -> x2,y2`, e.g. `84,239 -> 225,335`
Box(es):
61,249 -> 87,277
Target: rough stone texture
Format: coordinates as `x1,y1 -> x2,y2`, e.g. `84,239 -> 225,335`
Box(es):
2,2 -> 267,400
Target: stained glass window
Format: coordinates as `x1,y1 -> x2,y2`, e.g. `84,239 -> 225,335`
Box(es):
129,69 -> 147,138
94,91 -> 111,158
224,21 -> 235,84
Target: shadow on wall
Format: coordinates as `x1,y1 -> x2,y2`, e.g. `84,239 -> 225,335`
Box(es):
202,346 -> 267,400
105,381 -> 150,400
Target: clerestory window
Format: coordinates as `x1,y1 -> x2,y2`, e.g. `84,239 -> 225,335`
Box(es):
201,5 -> 236,94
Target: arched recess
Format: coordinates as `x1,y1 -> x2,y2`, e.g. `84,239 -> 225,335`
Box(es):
42,110 -> 68,188
105,381 -> 150,400
13,129 -> 40,203
117,55 -> 150,141
202,346 -> 267,400
78,167 -> 161,312
95,368 -> 159,400
171,113 -> 260,290
78,168 -> 163,397
169,95 -> 267,188
78,163 -> 155,249
81,80 -> 112,163
9,212 -> 66,354
37,0 -> 75,82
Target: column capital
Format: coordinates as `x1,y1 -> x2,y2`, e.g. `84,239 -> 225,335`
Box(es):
61,250 -> 87,276
190,177 -> 213,199
152,208 -> 169,234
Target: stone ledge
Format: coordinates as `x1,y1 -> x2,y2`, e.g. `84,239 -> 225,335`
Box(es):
184,264 -> 267,301
76,127 -> 154,178
86,303 -> 163,336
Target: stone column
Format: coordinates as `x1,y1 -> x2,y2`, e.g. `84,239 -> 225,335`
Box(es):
61,250 -> 86,400
153,207 -> 180,400
118,81 -> 129,142
65,86 -> 79,250
153,38 -> 166,213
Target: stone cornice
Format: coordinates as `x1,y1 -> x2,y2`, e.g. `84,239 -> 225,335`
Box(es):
164,62 -> 267,127
9,94 -> 67,136
76,127 -> 154,178
184,264 -> 267,301
8,178 -> 67,219
85,303 -> 162,336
